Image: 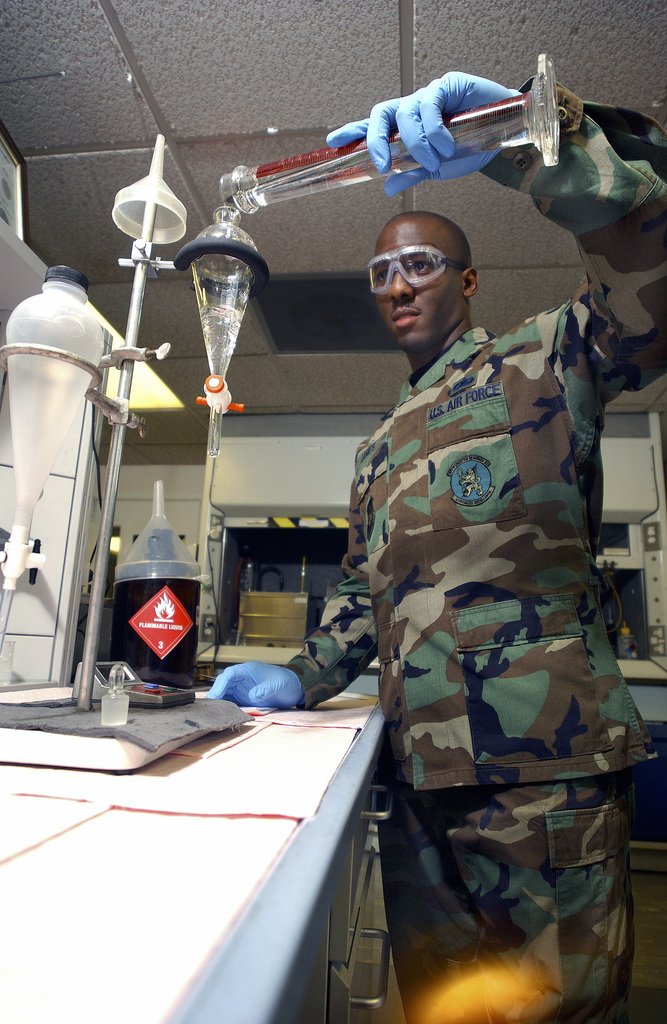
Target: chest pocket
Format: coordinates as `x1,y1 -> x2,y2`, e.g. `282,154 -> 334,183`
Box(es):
427,390 -> 525,530
354,440 -> 389,555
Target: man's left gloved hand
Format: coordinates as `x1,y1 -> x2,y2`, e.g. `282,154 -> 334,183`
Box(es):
326,72 -> 519,195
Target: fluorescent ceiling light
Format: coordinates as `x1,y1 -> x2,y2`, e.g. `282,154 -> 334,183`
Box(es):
105,361 -> 184,410
91,307 -> 184,410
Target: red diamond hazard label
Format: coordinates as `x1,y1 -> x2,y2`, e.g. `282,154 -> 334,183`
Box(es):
129,586 -> 193,660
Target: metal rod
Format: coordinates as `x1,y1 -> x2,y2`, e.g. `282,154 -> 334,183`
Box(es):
77,217 -> 158,710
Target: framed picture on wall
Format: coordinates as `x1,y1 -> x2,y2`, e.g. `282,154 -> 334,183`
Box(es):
0,117 -> 28,244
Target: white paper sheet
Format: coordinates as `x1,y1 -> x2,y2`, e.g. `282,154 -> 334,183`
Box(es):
260,704 -> 376,729
168,720 -> 272,759
0,723 -> 355,818
0,809 -> 299,1024
0,687 -> 73,702
0,793 -> 109,864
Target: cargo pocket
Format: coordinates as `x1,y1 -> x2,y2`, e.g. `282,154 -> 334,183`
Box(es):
452,594 -> 611,764
426,393 -> 525,531
545,790 -> 634,1019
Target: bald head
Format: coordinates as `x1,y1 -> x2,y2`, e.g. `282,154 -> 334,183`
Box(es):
375,211 -> 472,268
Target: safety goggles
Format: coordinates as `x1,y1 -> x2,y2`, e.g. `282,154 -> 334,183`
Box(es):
367,245 -> 467,294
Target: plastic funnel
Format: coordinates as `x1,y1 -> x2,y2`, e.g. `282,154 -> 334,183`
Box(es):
112,135 -> 187,243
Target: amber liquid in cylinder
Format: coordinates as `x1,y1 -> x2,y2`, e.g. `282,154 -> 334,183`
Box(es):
110,578 -> 200,689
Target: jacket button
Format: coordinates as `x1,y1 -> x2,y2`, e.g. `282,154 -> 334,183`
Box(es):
558,105 -> 572,129
512,151 -> 532,171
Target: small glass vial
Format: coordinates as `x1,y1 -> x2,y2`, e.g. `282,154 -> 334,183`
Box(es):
101,663 -> 130,725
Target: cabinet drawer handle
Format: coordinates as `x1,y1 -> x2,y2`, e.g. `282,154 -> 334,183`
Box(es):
361,783 -> 393,821
350,928 -> 390,1009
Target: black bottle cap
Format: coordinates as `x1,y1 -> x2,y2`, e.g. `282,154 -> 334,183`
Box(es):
44,266 -> 90,291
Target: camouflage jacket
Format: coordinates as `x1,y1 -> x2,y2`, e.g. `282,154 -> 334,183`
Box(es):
288,87 -> 667,789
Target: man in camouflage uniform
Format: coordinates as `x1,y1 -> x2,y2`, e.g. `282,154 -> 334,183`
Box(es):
209,70 -> 667,1023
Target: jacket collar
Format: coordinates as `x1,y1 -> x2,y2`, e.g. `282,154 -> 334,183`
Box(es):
398,327 -> 496,404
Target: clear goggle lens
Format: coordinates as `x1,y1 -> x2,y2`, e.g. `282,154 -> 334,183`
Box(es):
368,245 -> 467,293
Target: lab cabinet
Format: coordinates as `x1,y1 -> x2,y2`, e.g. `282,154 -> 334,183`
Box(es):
196,434 -> 365,651
326,791 -> 392,1022
201,520 -> 349,649
294,793 -> 390,1024
201,436 -> 363,520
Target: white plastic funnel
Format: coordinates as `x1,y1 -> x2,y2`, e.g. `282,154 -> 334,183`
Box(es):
112,135 -> 187,243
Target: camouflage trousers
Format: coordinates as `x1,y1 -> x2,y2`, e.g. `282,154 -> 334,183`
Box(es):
377,765 -> 635,1024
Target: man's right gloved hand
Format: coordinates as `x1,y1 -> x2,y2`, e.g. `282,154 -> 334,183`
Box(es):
326,71 -> 519,195
206,661 -> 305,709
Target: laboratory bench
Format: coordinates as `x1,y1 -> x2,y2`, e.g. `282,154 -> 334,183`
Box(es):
0,692 -> 388,1024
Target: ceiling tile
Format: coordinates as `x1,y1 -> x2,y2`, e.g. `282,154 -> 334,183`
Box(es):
100,441 -> 208,466
417,174 -> 582,268
112,0 -> 401,137
0,0 -> 155,151
278,352 -> 408,413
217,354 -> 299,414
611,376 -> 667,411
471,267 -> 587,336
414,0 -> 666,116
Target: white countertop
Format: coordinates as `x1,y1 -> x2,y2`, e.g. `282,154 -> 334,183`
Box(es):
0,695 -> 384,1024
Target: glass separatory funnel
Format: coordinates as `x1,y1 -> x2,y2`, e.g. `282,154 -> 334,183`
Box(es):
174,205 -> 269,458
221,54 -> 559,213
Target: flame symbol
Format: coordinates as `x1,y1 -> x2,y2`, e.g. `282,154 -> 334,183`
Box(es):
154,594 -> 175,620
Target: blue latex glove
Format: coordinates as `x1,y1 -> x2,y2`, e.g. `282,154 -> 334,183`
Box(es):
326,72 -> 519,195
206,661 -> 305,709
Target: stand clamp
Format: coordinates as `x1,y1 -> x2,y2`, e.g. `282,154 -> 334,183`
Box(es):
117,239 -> 176,278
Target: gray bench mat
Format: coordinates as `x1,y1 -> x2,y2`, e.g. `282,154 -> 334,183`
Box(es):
0,699 -> 251,752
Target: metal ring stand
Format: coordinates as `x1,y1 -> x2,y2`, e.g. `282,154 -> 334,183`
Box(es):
0,343 -> 103,389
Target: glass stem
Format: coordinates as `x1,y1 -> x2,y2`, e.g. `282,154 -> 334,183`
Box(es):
0,589 -> 14,657
208,406 -> 223,459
